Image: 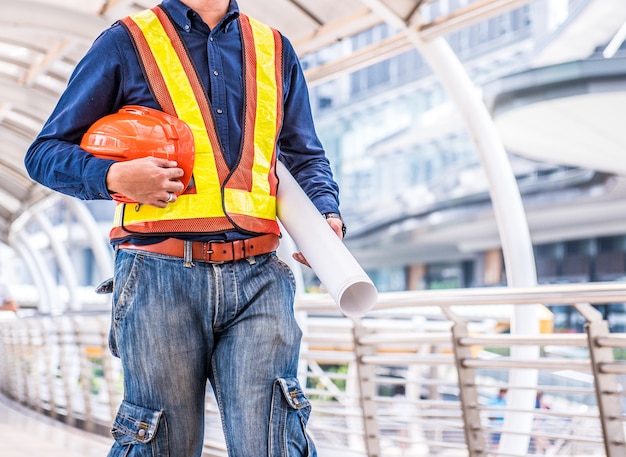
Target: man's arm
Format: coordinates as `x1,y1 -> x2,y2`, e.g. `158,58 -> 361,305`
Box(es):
24,25 -> 183,207
278,36 -> 344,267
24,29 -> 123,200
277,36 -> 341,218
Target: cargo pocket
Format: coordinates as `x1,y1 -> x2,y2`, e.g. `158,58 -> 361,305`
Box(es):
269,377 -> 317,457
109,400 -> 168,457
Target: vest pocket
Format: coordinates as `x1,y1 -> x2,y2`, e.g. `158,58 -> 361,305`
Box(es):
109,400 -> 168,456
269,377 -> 317,457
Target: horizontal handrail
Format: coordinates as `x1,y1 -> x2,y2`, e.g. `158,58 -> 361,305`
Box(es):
361,354 -> 454,365
462,358 -> 591,370
459,334 -> 588,346
296,281 -> 626,312
595,335 -> 626,347
358,332 -> 453,345
2,281 -> 626,457
598,362 -> 626,374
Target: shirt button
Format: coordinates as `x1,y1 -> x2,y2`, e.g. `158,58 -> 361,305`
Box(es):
184,24 -> 190,31
137,429 -> 146,438
210,37 -> 214,42
216,109 -> 223,114
213,70 -> 219,76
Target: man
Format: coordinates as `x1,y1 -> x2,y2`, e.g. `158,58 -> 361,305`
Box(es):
0,282 -> 18,314
487,388 -> 508,448
25,1 -> 344,455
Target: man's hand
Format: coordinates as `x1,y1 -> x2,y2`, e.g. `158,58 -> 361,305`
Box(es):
0,299 -> 18,313
106,157 -> 185,208
325,216 -> 345,239
292,216 -> 344,267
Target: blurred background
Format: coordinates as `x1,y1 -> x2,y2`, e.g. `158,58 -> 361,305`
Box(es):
1,1 -> 626,456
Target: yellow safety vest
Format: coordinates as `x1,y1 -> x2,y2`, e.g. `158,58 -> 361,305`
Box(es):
110,6 -> 282,240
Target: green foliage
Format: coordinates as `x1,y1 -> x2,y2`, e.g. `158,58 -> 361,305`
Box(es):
306,364 -> 349,401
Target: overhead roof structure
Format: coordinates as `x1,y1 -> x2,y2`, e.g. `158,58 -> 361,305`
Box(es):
0,0 -> 552,243
0,0 -> 624,247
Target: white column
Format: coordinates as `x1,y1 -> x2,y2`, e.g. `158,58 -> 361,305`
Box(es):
64,197 -> 114,281
404,34 -> 539,457
358,1 -> 540,453
12,233 -> 57,314
33,212 -> 81,312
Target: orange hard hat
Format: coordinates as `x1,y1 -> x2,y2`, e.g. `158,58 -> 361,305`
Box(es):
80,105 -> 195,203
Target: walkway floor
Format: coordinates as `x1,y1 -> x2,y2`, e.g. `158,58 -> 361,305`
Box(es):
0,397 -> 111,457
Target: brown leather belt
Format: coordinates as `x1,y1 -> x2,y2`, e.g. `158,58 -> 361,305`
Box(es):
118,233 -> 279,263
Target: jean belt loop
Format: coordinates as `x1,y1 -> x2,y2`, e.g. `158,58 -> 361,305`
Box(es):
183,240 -> 194,268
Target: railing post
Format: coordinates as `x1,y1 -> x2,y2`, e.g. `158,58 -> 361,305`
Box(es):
57,318 -> 75,425
73,316 -> 95,433
40,318 -> 58,419
25,319 -> 43,414
352,319 -> 381,457
0,324 -> 15,397
17,323 -> 30,405
442,307 -> 486,456
575,303 -> 626,457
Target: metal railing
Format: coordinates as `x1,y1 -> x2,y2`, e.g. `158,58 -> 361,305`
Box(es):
1,281 -> 626,456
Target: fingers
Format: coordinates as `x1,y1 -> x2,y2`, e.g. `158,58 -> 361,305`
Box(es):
105,157 -> 186,206
164,191 -> 177,204
291,218 -> 344,268
326,217 -> 344,240
152,158 -> 186,192
292,252 -> 310,268
153,158 -> 185,176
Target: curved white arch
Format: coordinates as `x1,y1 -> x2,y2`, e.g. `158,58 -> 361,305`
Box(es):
64,197 -> 114,281
32,212 -> 80,311
13,232 -> 57,314
357,0 -> 540,454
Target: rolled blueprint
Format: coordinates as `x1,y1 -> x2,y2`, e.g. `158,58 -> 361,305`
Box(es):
276,161 -> 378,317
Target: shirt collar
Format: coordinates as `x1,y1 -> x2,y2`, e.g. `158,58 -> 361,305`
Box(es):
161,0 -> 240,33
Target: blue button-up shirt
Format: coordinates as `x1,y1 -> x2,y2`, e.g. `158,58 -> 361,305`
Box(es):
25,0 -> 339,241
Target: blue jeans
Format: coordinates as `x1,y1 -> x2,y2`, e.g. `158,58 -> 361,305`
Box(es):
107,249 -> 316,457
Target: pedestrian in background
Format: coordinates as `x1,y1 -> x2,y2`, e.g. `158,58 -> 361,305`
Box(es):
0,282 -> 17,314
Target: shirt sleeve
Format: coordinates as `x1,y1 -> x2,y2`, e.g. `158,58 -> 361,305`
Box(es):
24,26 -> 131,201
277,35 -> 341,215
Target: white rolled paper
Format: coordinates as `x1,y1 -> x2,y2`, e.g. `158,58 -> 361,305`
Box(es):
276,161 -> 378,317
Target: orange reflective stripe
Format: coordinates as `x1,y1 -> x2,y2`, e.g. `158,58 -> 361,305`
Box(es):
224,15 -> 282,221
150,7 -> 229,182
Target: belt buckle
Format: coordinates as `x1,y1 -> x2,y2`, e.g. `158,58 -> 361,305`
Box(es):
203,240 -> 226,264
